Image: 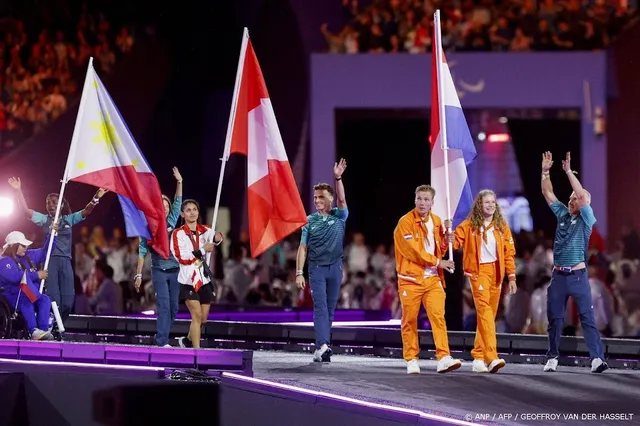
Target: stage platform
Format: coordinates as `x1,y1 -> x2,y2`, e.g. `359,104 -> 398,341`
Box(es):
1,339 -> 639,425
0,352 -> 482,426
249,351 -> 640,426
0,339 -> 253,373
60,314 -> 640,369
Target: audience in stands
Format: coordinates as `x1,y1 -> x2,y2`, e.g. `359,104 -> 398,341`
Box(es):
0,9 -> 136,158
323,0 -> 638,54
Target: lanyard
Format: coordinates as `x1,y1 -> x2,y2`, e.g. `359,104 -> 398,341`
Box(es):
184,225 -> 200,251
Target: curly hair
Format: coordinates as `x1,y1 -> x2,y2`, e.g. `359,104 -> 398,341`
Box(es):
466,189 -> 507,233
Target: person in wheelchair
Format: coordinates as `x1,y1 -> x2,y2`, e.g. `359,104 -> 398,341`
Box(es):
0,230 -> 57,340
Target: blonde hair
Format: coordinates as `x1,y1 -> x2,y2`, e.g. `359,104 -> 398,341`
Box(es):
415,184 -> 435,197
467,189 -> 507,233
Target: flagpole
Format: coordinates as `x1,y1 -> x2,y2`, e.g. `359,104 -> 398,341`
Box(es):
209,27 -> 249,260
433,10 -> 454,261
38,58 -> 94,333
40,57 -> 94,295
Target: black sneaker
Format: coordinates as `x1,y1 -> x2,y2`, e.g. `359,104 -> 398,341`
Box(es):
321,346 -> 332,362
591,358 -> 608,373
312,344 -> 330,362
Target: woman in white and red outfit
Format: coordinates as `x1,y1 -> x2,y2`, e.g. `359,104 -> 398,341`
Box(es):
170,199 -> 223,348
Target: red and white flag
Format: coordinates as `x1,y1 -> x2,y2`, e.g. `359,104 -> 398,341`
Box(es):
20,271 -> 38,303
225,29 -> 307,258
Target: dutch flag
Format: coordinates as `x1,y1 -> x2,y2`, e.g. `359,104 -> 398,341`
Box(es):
430,11 -> 477,228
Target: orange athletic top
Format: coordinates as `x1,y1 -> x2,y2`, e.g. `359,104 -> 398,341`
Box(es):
452,219 -> 516,284
393,209 -> 447,286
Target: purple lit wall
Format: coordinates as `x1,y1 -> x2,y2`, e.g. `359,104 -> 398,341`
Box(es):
310,52 -> 609,236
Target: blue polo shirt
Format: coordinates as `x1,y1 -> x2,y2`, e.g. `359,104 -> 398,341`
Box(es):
31,211 -> 85,259
301,207 -> 348,267
549,200 -> 596,267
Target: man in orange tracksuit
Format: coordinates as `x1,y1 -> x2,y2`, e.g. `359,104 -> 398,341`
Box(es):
394,184 -> 462,375
446,189 -> 517,374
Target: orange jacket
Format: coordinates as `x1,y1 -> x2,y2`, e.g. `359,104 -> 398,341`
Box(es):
452,219 -> 516,284
393,209 -> 447,286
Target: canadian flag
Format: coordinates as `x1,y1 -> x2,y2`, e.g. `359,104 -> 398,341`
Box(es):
224,29 -> 308,258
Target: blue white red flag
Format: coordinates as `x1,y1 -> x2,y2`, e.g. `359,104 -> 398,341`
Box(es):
63,58 -> 169,258
430,33 -> 477,227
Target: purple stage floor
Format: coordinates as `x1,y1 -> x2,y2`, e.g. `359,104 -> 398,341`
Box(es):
0,355 -> 470,426
250,351 -> 640,426
0,339 -> 252,373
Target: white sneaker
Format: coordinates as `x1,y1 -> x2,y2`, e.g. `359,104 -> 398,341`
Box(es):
472,359 -> 489,373
313,344 -> 330,362
543,358 -> 558,372
31,329 -> 49,340
591,358 -> 608,373
163,344 -> 172,348
437,356 -> 462,373
487,358 -> 506,373
406,359 -> 420,374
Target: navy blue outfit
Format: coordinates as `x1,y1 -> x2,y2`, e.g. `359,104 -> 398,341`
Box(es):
31,210 -> 84,320
0,243 -> 55,333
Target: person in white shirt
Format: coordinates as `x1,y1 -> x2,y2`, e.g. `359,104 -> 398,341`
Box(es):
170,199 -> 223,348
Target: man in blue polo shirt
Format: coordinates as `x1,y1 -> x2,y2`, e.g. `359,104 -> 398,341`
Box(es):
540,151 -> 607,373
296,158 -> 348,363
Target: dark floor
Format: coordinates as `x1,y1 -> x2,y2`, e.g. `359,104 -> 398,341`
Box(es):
252,352 -> 640,425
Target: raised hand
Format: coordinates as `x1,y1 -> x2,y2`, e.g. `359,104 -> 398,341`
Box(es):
561,152 -> 572,173
173,167 -> 183,182
96,188 -> 109,198
8,177 -> 21,190
334,158 -> 347,179
542,152 -> 553,172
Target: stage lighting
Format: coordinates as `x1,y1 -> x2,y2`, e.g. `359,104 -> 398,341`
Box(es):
0,197 -> 13,217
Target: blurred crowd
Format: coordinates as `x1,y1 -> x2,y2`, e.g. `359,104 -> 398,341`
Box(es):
0,4 -> 136,158
322,0 -> 638,54
51,219 -> 640,339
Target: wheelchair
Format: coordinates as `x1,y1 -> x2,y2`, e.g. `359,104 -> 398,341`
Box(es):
0,288 -> 32,340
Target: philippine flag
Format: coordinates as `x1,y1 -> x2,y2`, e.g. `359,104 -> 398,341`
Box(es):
430,15 -> 477,227
225,28 -> 308,258
63,58 -> 169,258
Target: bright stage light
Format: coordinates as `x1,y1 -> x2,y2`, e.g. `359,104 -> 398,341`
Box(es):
0,197 -> 13,217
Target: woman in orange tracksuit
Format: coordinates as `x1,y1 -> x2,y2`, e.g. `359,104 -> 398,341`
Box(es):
447,189 -> 517,374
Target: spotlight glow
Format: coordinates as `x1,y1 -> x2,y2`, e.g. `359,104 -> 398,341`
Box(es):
0,197 -> 13,217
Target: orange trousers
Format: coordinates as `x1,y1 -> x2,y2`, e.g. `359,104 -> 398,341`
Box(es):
470,262 -> 501,363
399,276 -> 450,361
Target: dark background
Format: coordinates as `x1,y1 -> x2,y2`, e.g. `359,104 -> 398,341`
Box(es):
336,112 -> 581,247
